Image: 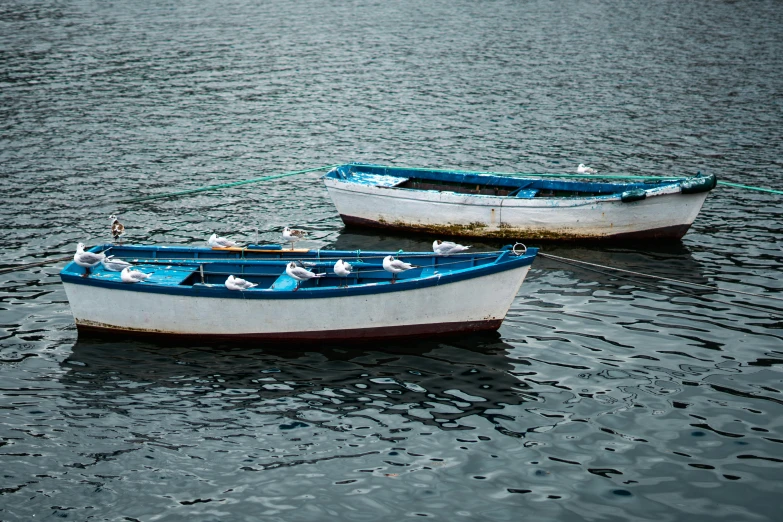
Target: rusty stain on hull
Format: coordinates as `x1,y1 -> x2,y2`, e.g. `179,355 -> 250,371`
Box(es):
342,215 -> 691,241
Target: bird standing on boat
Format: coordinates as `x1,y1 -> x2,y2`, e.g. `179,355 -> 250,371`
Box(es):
333,259 -> 353,287
207,233 -> 237,248
433,240 -> 470,256
74,243 -> 106,277
110,215 -> 125,243
577,164 -> 597,174
120,266 -> 151,283
282,227 -> 307,249
285,261 -> 324,291
225,275 -> 257,291
382,255 -> 416,283
101,255 -> 132,272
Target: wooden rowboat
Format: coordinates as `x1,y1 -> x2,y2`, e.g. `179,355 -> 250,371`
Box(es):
60,243 -> 537,341
323,163 -> 717,240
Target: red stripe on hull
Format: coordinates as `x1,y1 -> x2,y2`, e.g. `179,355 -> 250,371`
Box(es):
339,214 -> 691,241
76,319 -> 504,343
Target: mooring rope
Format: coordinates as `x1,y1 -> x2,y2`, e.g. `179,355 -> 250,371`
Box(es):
538,252 -> 783,316
116,164 -> 340,204
714,181 -> 783,196
0,256 -> 73,276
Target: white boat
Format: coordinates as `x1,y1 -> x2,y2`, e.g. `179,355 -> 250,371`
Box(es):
323,163 -> 717,240
60,243 -> 537,341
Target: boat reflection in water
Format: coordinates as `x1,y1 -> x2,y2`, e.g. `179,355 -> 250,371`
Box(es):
61,334 -> 535,432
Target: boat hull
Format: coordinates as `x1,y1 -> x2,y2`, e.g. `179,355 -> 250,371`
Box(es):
62,264 -> 531,341
324,179 -> 709,240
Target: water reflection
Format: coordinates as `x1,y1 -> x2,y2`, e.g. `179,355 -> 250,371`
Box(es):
62,334 -> 534,431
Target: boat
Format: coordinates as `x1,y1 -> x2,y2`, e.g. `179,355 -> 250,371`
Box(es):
322,163 -> 717,240
60,243 -> 537,341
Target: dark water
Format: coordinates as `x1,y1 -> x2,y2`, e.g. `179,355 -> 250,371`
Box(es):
1,0 -> 782,520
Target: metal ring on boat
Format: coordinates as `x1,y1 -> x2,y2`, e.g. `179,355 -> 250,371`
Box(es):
512,243 -> 527,256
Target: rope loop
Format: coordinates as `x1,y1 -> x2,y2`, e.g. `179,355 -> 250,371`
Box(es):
512,243 -> 527,256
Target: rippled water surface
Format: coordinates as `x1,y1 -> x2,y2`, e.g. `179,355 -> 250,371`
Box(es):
1,0 -> 782,520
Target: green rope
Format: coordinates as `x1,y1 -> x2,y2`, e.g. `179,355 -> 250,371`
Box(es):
117,164 -> 340,204
716,181 -> 783,195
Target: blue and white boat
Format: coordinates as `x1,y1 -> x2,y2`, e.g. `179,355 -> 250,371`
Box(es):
323,163 -> 717,240
60,243 -> 537,341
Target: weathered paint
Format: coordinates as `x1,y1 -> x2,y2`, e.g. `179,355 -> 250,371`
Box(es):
341,214 -> 694,240
75,318 -> 505,342
324,172 -> 711,240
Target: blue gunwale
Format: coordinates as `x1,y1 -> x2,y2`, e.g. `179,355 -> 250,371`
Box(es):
324,162 -> 716,197
60,244 -> 538,300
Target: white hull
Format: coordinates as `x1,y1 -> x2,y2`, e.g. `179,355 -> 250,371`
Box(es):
63,265 -> 531,340
324,178 -> 709,240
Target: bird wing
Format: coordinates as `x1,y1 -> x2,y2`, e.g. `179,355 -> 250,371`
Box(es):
79,252 -> 106,264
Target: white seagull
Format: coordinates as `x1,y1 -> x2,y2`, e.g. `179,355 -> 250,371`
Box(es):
382,255 -> 416,283
110,214 -> 125,243
433,240 -> 470,256
333,259 -> 353,287
285,261 -> 324,290
207,233 -> 237,248
577,164 -> 597,174
74,243 -> 106,277
120,266 -> 151,283
225,275 -> 257,291
101,255 -> 132,272
282,227 -> 307,249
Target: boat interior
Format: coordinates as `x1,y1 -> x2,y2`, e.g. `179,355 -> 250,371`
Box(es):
330,164 -> 678,198
66,245 -> 520,291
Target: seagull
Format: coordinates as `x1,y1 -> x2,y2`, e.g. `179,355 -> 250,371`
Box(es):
285,261 -> 324,290
333,259 -> 353,287
110,215 -> 125,243
101,255 -> 132,272
433,240 -> 470,256
74,243 -> 106,277
225,275 -> 257,291
207,233 -> 237,248
382,255 -> 416,283
282,227 -> 307,249
120,266 -> 151,283
577,164 -> 597,174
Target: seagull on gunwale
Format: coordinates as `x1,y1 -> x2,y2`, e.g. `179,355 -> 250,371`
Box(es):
225,275 -> 257,291
101,255 -> 132,272
285,261 -> 324,291
74,243 -> 106,277
433,240 -> 470,256
333,259 -> 353,287
207,233 -> 237,248
110,214 -> 125,243
282,227 -> 307,249
382,255 -> 416,283
577,164 -> 597,174
120,266 -> 151,283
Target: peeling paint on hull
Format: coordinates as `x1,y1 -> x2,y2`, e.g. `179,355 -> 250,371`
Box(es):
340,214 -> 692,241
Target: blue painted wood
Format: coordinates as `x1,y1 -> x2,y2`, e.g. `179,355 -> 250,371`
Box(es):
324,162 -> 710,197
61,244 -> 538,301
271,272 -> 300,291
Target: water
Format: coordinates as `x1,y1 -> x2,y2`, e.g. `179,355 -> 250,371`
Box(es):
1,0 -> 782,520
